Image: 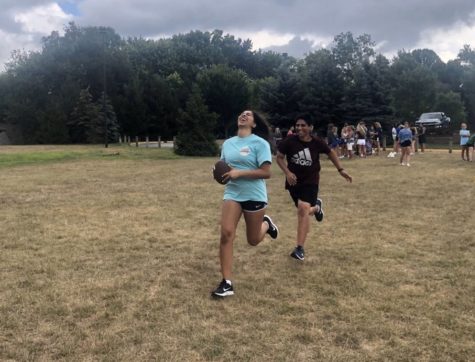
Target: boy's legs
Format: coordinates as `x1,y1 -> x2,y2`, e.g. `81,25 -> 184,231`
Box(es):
296,200 -> 311,247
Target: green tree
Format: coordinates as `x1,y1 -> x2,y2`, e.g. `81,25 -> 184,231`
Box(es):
390,51 -> 441,120
257,65 -> 301,128
197,64 -> 251,137
298,49 -> 344,126
332,32 -> 375,80
457,46 -> 475,128
92,92 -> 120,144
68,88 -> 101,143
434,91 -> 466,129
174,87 -> 219,156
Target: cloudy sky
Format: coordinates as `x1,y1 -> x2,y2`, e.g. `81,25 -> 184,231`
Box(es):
1,0 -> 475,70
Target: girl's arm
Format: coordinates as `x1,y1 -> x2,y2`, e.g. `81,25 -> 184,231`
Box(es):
223,162 -> 271,181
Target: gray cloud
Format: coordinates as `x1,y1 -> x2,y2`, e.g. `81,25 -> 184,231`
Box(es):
76,0 -> 475,54
0,0 -> 474,68
265,37 -> 320,58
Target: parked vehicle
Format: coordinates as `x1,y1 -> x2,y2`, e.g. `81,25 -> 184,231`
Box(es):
415,112 -> 451,128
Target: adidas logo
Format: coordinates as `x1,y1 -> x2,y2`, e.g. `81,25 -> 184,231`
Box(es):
290,148 -> 312,166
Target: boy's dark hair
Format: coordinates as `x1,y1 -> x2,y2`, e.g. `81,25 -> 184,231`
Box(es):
295,114 -> 313,126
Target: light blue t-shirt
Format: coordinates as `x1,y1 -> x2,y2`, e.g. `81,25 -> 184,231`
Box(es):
460,129 -> 470,145
221,134 -> 272,202
398,128 -> 412,143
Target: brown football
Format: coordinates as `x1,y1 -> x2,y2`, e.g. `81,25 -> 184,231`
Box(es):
213,160 -> 231,184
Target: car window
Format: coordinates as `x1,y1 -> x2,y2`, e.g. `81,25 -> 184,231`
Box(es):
421,113 -> 441,119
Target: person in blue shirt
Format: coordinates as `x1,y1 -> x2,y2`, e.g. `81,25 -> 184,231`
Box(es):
398,122 -> 413,166
211,110 -> 279,298
459,123 -> 470,161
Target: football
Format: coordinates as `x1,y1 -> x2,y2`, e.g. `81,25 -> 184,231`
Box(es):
213,160 -> 231,184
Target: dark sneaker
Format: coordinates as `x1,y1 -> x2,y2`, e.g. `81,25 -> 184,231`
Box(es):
314,198 -> 324,222
211,279 -> 234,298
263,215 -> 279,239
290,246 -> 305,261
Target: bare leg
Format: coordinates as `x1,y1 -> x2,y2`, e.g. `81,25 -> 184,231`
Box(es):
296,200 -> 312,247
219,201 -> 242,280
243,209 -> 268,246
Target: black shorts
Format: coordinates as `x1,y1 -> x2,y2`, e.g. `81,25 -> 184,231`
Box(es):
239,200 -> 267,212
288,184 -> 319,207
400,140 -> 411,147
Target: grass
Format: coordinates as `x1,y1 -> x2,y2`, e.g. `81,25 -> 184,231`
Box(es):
0,145 -> 474,361
0,145 -> 181,168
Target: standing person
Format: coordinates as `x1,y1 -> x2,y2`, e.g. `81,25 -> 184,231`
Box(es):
410,124 -> 418,155
274,127 -> 282,147
276,115 -> 352,261
287,126 -> 295,137
459,123 -> 470,161
465,133 -> 475,161
211,110 -> 279,298
327,125 -> 341,158
388,124 -> 398,157
356,121 -> 367,158
373,122 -> 383,155
340,124 -> 349,158
346,125 -> 355,159
418,125 -> 427,153
399,122 -> 413,166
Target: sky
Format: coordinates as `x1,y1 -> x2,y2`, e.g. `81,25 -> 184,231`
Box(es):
1,0 -> 475,70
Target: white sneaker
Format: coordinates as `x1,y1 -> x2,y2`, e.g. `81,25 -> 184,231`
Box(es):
406,163 -> 411,167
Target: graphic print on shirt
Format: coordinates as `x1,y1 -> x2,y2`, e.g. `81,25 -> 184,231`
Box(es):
290,148 -> 312,166
239,146 -> 251,156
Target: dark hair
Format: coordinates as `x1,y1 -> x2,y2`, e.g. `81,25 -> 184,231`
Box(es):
251,111 -> 272,143
295,114 -> 313,126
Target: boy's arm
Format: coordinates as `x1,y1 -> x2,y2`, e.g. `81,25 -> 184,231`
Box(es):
327,150 -> 352,183
276,151 -> 297,186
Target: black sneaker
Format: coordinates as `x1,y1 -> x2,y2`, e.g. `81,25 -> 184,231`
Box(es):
211,279 -> 234,298
263,215 -> 279,239
314,198 -> 324,222
290,246 -> 305,261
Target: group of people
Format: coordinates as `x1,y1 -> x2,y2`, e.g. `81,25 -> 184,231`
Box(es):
327,120 -> 427,167
211,111 -> 352,298
326,121 -> 385,159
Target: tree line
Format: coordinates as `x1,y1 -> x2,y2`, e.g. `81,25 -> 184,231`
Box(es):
0,22 -> 474,155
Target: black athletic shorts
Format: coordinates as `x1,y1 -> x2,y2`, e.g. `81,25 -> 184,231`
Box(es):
239,200 -> 267,212
288,184 -> 319,207
400,140 -> 411,147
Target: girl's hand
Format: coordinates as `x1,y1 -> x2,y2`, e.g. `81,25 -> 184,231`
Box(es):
222,168 -> 241,183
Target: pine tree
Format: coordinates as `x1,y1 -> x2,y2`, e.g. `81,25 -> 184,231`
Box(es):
92,92 -> 120,144
67,87 -> 101,143
175,87 -> 219,156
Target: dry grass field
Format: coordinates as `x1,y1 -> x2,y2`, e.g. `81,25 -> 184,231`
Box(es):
0,145 -> 474,361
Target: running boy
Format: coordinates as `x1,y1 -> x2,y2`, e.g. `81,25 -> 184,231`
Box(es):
276,115 -> 352,261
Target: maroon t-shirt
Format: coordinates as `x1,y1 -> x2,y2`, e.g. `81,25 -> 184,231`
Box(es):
278,135 -> 331,188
